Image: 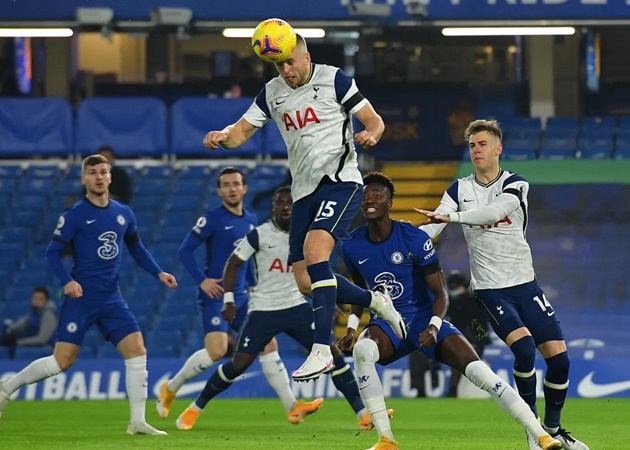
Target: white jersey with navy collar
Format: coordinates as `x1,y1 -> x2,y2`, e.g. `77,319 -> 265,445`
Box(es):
427,170 -> 535,290
242,63 -> 368,201
233,220 -> 306,312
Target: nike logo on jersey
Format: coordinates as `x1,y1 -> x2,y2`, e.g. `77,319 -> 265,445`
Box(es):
313,216 -> 329,222
267,245 -> 278,249
275,100 -> 285,106
86,220 -> 96,224
358,258 -> 369,265
463,198 -> 474,202
225,226 -> 234,230
577,371 -> 630,397
547,311 -> 556,317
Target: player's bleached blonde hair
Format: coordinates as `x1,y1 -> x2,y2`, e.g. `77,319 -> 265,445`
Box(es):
81,154 -> 110,173
295,33 -> 308,54
464,119 -> 503,143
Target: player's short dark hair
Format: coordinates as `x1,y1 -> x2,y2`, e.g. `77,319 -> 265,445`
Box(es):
464,119 -> 503,143
32,286 -> 50,299
447,271 -> 469,290
273,185 -> 291,200
82,154 -> 110,173
217,167 -> 247,187
363,171 -> 395,199
97,145 -> 115,155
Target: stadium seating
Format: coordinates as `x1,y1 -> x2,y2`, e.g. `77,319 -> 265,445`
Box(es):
171,97 -> 261,158
0,98 -> 73,157
76,97 -> 168,157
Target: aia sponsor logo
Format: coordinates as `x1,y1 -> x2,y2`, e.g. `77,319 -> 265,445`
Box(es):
283,107 -> 320,131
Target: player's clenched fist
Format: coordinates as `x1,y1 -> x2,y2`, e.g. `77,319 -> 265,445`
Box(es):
159,272 -> 178,289
64,280 -> 83,298
203,131 -> 227,149
354,130 -> 377,150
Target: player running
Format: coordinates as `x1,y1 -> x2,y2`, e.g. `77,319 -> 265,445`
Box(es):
416,119 -> 589,450
157,167 -> 309,425
339,172 -> 562,450
176,186 -> 392,430
0,154 -> 177,435
202,33 -> 404,382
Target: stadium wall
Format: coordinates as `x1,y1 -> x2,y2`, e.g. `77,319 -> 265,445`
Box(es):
2,356 -> 629,400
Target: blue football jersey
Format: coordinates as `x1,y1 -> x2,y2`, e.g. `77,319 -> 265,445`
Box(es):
341,221 -> 439,318
51,198 -> 137,294
189,205 -> 257,292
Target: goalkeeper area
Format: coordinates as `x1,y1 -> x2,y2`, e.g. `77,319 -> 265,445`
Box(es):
0,398 -> 626,449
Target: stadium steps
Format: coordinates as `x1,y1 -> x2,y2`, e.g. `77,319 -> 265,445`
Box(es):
382,163 -> 459,226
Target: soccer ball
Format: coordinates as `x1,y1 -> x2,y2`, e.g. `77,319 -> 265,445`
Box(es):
251,18 -> 297,63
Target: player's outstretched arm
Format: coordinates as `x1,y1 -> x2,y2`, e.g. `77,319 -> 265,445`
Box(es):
221,252 -> 247,323
203,118 -> 258,150
354,103 -> 385,150
419,267 -> 449,348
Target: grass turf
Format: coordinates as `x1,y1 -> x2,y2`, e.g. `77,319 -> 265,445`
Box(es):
0,398 -> 624,449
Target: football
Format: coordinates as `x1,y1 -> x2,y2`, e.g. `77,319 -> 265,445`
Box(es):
251,18 -> 297,63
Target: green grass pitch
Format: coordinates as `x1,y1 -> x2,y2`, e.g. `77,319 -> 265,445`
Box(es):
0,398 -> 625,449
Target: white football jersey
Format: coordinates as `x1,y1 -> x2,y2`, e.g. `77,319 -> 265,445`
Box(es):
242,64 -> 368,201
426,170 -> 535,290
233,220 -> 306,312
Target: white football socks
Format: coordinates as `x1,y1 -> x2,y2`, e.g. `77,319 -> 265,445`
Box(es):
465,360 -> 547,437
3,355 -> 62,395
125,355 -> 148,424
353,339 -> 395,441
259,351 -> 296,412
168,349 -> 214,392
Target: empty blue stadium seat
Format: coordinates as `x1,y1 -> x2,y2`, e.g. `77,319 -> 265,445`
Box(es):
154,314 -> 189,331
19,179 -> 53,196
0,165 -> 23,179
503,136 -> 539,160
617,116 -> 630,131
146,329 -> 183,348
539,135 -> 576,159
0,180 -> 17,194
171,97 -> 261,157
56,178 -> 83,196
582,116 -> 617,136
545,117 -> 580,137
166,196 -> 203,214
501,117 -> 542,139
262,121 -> 287,156
76,97 -> 168,157
65,165 -> 83,178
133,179 -> 172,196
160,301 -> 197,317
98,345 -> 121,358
153,226 -> 190,243
172,179 -> 208,195
614,133 -> 630,159
14,346 -> 53,360
24,166 -> 61,179
0,227 -> 32,244
130,195 -> 164,211
177,165 -> 214,179
13,194 -> 48,211
577,135 -> 613,159
148,345 -> 179,358
252,164 -> 288,180
4,210 -> 41,228
0,243 -> 26,260
0,98 -> 73,157
161,212 -> 197,228
138,165 -> 173,179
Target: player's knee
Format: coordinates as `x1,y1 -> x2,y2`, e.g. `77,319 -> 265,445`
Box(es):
510,335 -> 536,371
206,344 -> 227,361
545,351 -> 570,379
352,338 -> 380,365
55,354 -> 76,371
